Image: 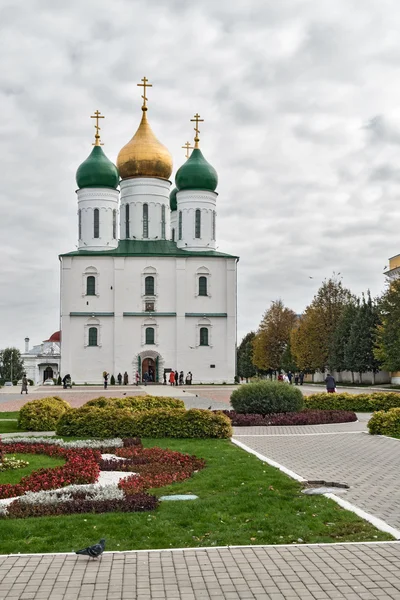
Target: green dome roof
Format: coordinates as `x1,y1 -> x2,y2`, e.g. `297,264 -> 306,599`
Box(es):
175,148 -> 218,192
76,146 -> 119,190
170,187 -> 178,211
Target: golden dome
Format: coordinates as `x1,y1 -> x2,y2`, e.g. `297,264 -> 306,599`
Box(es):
117,109 -> 173,180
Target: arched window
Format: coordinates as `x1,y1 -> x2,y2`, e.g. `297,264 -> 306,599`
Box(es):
143,203 -> 149,238
78,209 -> 82,240
125,204 -> 130,238
86,276 -> 96,296
113,209 -> 117,239
94,208 -> 99,238
88,327 -> 98,346
195,209 -> 201,239
178,211 -> 182,240
212,210 -> 216,241
161,205 -> 166,240
199,276 -> 207,296
145,327 -> 155,345
145,275 -> 155,295
172,228 -> 175,242
200,327 -> 209,346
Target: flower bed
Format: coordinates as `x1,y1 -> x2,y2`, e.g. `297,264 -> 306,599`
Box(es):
221,409 -> 357,426
0,438 -> 205,518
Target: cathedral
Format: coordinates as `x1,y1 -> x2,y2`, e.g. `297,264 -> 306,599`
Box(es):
59,79 -> 238,384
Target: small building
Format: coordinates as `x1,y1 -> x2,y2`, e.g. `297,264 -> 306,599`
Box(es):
21,332 -> 61,384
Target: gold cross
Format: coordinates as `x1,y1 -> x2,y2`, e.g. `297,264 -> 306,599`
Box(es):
137,76 -> 153,110
190,113 -> 204,148
90,110 -> 104,146
182,141 -> 194,159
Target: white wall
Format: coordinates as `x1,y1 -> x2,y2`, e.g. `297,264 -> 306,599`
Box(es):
176,190 -> 217,251
77,188 -> 119,251
120,178 -> 171,240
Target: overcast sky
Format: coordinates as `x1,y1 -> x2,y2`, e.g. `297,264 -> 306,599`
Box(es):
1,0 -> 400,350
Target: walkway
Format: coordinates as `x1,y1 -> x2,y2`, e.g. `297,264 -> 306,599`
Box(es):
1,543 -> 400,599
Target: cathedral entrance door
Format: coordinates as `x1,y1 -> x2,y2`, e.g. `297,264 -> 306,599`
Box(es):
43,366 -> 53,382
142,357 -> 157,383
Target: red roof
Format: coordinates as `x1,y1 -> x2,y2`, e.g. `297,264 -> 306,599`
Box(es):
43,331 -> 61,343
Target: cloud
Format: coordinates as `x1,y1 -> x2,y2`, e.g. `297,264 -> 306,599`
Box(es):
1,0 -> 400,351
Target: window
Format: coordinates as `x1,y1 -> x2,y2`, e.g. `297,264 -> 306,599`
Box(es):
94,208 -> 99,238
145,327 -> 155,344
143,203 -> 149,238
145,301 -> 155,312
145,275 -> 155,295
78,209 -> 82,240
195,209 -> 201,239
172,228 -> 175,242
113,209 -> 117,239
88,327 -> 98,346
125,204 -> 130,238
199,276 -> 207,296
178,211 -> 182,240
200,327 -> 209,346
212,210 -> 216,240
161,205 -> 166,240
86,276 -> 96,296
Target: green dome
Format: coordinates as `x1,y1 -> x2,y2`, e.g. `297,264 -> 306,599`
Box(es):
170,187 -> 178,211
175,148 -> 218,192
76,146 -> 119,189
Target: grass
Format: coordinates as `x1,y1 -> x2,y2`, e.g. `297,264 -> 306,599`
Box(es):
0,438 -> 392,554
0,412 -> 21,434
0,453 -> 65,485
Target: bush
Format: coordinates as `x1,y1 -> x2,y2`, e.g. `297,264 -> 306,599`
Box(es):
222,409 -> 357,426
56,407 -> 232,438
28,379 -> 34,386
230,381 -> 303,415
85,396 -> 185,411
305,391 -> 400,412
368,408 -> 400,436
18,397 -> 71,431
57,375 -> 62,386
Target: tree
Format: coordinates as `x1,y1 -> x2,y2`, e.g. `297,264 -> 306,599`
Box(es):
0,347 -> 25,382
345,292 -> 381,382
237,332 -> 257,380
281,342 -> 297,373
252,300 -> 297,372
329,301 -> 358,377
374,278 -> 400,372
291,276 -> 353,372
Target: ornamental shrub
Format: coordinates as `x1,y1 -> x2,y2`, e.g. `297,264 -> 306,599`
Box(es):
110,375 -> 116,385
222,409 -> 357,426
85,396 -> 185,411
304,392 -> 400,412
368,408 -> 400,436
56,406 -> 232,438
230,381 -> 303,415
18,396 -> 71,431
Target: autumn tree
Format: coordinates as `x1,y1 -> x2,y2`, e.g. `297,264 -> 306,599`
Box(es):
281,342 -> 297,373
291,276 -> 353,372
374,278 -> 400,371
252,300 -> 297,372
237,332 -> 257,380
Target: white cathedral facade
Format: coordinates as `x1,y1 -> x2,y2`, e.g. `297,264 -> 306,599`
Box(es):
60,84 -> 238,384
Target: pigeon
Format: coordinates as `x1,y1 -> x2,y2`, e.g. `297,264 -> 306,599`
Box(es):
123,393 -> 126,396
76,539 -> 106,560
207,405 -> 212,410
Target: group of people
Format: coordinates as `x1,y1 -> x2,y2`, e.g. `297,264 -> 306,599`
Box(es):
277,371 -> 305,385
166,370 -> 192,386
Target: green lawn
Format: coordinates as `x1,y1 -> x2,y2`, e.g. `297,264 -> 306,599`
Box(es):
0,412 -> 21,434
0,438 -> 392,554
0,453 -> 65,485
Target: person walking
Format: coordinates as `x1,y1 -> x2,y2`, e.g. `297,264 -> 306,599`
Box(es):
103,372 -> 109,389
124,371 -> 129,385
21,374 -> 28,394
325,373 -> 336,393
299,371 -> 304,385
163,371 -> 167,385
174,370 -> 179,386
143,371 -> 149,386
169,371 -> 175,386
179,371 -> 184,385
294,373 -> 299,385
287,371 -> 293,384
117,372 -> 122,385
187,371 -> 192,385
135,371 -> 140,386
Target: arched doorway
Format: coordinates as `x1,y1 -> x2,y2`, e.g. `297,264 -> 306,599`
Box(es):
142,357 -> 156,382
43,366 -> 53,382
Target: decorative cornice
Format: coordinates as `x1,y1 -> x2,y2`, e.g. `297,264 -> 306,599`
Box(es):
123,312 -> 176,317
185,313 -> 227,317
70,312 -> 114,317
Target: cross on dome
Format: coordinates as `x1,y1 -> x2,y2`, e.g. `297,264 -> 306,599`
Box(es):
137,76 -> 153,111
182,141 -> 194,159
90,110 -> 105,146
190,113 -> 204,148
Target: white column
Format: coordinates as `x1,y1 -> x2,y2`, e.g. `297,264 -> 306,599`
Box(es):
176,189 -> 217,251
120,178 -> 171,241
77,188 -> 119,251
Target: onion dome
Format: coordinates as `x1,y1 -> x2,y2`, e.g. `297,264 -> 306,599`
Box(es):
170,187 -> 178,211
117,110 -> 173,180
175,148 -> 218,192
76,146 -> 119,190
44,331 -> 61,342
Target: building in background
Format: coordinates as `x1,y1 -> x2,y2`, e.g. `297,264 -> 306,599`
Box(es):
21,332 -> 61,384
384,255 -> 400,383
59,79 -> 238,384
